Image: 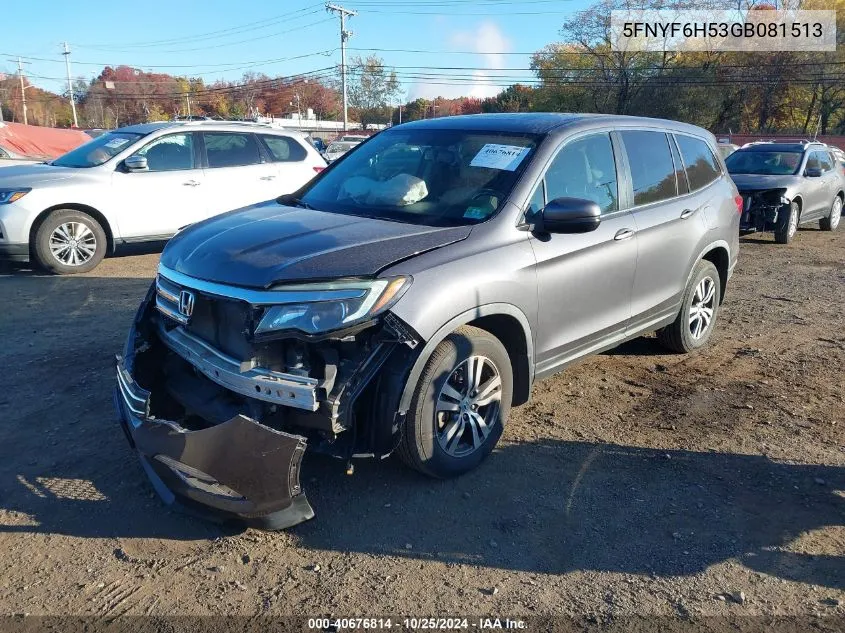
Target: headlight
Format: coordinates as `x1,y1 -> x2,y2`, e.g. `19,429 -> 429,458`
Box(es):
0,188 -> 31,204
255,276 -> 411,336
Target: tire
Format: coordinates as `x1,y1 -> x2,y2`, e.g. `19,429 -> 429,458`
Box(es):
397,325 -> 513,478
819,195 -> 842,231
774,201 -> 800,244
657,259 -> 721,354
33,209 -> 107,274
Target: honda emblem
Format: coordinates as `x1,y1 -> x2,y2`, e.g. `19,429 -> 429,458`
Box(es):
178,290 -> 195,319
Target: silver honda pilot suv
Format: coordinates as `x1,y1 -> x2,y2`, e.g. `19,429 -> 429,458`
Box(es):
115,113 -> 741,529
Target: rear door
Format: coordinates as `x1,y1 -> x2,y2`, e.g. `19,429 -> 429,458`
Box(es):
200,131 -> 279,216
257,133 -> 322,195
619,130 -> 713,332
111,131 -> 206,238
529,131 -> 638,373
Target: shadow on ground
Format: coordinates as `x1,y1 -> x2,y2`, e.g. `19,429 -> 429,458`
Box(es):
0,268 -> 842,590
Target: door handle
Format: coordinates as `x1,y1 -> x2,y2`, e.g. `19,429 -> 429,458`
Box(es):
614,228 -> 636,241
183,180 -> 201,187
680,207 -> 698,219
259,175 -> 277,181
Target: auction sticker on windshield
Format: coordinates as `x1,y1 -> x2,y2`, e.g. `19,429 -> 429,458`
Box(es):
105,138 -> 130,149
470,144 -> 531,171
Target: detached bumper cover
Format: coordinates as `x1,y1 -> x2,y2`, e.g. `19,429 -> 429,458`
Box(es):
114,356 -> 314,529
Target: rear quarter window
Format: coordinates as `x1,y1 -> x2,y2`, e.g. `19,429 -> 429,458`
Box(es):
260,135 -> 307,162
675,135 -> 722,191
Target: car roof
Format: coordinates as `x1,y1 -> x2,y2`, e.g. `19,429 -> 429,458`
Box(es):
392,113 -> 711,137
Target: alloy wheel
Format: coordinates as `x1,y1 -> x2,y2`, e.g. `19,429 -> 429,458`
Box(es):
831,197 -> 842,229
689,276 -> 716,340
49,222 -> 97,266
435,355 -> 503,458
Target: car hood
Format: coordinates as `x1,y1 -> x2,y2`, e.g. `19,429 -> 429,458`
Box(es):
0,163 -> 81,187
160,200 -> 472,288
730,173 -> 800,192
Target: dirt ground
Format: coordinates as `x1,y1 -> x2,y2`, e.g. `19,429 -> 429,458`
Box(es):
0,228 -> 842,625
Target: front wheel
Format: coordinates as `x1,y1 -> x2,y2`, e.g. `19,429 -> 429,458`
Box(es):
657,259 -> 721,354
820,196 -> 842,231
774,201 -> 800,244
33,209 -> 107,274
398,325 -> 512,478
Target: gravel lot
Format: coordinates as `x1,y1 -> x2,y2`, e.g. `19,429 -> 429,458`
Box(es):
0,229 -> 842,624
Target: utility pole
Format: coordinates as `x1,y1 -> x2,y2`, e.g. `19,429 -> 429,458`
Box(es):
326,3 -> 356,131
184,92 -> 191,117
15,57 -> 29,125
62,42 -> 79,127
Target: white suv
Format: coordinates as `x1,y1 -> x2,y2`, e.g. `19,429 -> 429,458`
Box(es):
0,121 -> 326,273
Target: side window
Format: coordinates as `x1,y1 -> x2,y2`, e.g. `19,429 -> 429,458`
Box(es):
544,133 -> 618,214
203,133 -> 262,168
260,135 -> 307,162
818,151 -> 834,172
0,148 -> 10,159
675,134 -> 721,191
619,131 -> 677,206
526,182 -> 545,217
135,133 -> 194,171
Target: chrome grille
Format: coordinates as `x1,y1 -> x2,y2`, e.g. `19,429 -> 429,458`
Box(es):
155,274 -> 188,325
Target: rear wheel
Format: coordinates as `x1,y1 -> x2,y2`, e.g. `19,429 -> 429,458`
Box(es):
819,196 -> 842,231
657,259 -> 721,354
33,209 -> 107,274
774,201 -> 799,244
398,325 -> 512,478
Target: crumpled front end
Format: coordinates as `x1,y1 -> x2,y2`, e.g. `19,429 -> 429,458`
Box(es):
739,188 -> 790,233
115,270 -> 418,529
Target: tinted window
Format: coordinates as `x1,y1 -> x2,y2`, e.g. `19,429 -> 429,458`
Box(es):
545,133 -> 618,214
675,135 -> 721,190
620,131 -> 676,206
203,133 -> 262,168
261,135 -> 307,162
135,133 -> 194,171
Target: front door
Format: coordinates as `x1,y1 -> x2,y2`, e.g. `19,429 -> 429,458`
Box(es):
529,132 -> 638,374
112,132 -> 206,239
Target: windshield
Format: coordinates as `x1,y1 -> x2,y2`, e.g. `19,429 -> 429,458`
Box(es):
300,128 -> 542,226
725,150 -> 802,175
51,131 -> 143,168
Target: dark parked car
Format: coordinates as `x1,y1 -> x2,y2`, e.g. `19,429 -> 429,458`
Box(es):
726,141 -> 844,243
115,113 -> 741,529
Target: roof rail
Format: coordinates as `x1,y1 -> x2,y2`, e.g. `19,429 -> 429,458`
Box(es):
180,119 -> 272,128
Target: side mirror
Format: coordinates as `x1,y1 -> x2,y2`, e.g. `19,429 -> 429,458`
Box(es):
540,197 -> 602,233
804,167 -> 822,178
124,155 -> 148,172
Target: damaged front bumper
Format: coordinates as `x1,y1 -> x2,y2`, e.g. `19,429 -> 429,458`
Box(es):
113,280 -> 317,530
114,274 -> 418,530
115,356 -> 315,529
739,190 -> 790,233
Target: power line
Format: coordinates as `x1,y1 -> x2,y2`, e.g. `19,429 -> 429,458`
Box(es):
76,4 -> 325,49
